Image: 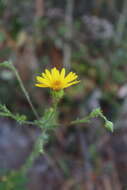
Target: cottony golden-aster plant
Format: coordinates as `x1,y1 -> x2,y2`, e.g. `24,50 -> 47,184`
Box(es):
0,61 -> 114,189
35,67 -> 80,91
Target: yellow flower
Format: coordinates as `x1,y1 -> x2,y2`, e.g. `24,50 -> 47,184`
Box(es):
35,67 -> 80,91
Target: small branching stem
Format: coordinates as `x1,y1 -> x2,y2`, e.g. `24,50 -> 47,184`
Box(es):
11,64 -> 39,120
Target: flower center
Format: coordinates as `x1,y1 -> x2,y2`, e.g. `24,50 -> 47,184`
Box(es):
52,80 -> 62,90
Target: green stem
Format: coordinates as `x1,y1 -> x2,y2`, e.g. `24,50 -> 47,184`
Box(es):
21,131 -> 47,174
21,102 -> 59,173
11,63 -> 39,120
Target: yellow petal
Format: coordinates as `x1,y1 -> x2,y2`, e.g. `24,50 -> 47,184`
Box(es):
42,73 -> 50,81
64,72 -> 72,81
64,80 -> 80,88
64,72 -> 78,83
70,73 -> 77,80
36,76 -> 49,85
51,67 -> 60,80
35,83 -> 49,87
60,68 -> 65,79
45,69 -> 52,80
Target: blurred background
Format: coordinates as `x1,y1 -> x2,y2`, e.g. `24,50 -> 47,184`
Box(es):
0,0 -> 127,189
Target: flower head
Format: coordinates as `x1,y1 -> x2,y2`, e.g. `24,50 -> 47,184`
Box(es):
35,67 -> 80,91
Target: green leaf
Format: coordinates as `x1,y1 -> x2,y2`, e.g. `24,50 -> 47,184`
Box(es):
89,108 -> 102,118
0,61 -> 13,69
105,120 -> 114,132
0,104 -> 27,125
35,108 -> 56,130
14,114 -> 27,124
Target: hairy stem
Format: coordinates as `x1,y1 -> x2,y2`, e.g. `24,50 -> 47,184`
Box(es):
11,63 -> 39,120
21,131 -> 46,174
